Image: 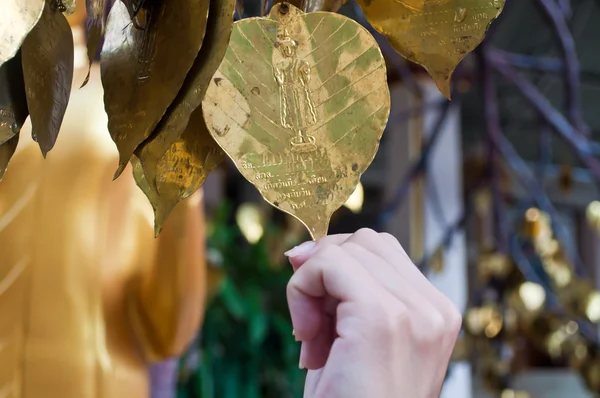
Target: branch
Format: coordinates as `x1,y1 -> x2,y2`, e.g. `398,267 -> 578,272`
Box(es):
486,49 -> 600,187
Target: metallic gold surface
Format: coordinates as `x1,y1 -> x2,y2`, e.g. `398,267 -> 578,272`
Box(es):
101,0 -> 210,177
134,110 -> 224,235
153,109 -> 224,234
203,3 -> 390,239
135,0 -> 235,195
21,1 -> 74,157
0,59 -> 207,398
0,0 -> 45,68
0,53 -> 29,148
356,0 -> 505,98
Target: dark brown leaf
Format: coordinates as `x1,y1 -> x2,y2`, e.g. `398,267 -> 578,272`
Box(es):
135,0 -> 235,191
101,0 -> 210,178
0,134 -> 20,181
22,2 -> 74,157
0,52 -> 29,146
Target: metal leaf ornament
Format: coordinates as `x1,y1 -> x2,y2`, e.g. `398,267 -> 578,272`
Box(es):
0,135 -> 19,180
101,0 -> 210,178
0,53 -> 27,180
0,0 -> 45,68
135,0 -> 235,200
355,0 -> 505,98
21,0 -> 74,157
202,3 -> 390,239
0,52 -> 29,148
133,109 -> 224,235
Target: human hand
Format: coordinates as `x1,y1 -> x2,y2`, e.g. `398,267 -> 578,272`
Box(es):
285,229 -> 462,398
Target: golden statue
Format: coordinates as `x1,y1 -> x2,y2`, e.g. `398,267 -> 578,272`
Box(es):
0,14 -> 207,398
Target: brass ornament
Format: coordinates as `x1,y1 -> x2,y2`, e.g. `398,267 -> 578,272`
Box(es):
21,1 -> 74,157
0,52 -> 29,147
135,110 -> 224,235
0,134 -> 19,180
135,0 -> 235,193
202,3 -> 390,239
0,0 -> 45,68
355,0 -> 505,98
101,0 -> 210,177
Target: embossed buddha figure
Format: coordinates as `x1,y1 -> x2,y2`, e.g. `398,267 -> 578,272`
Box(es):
273,29 -> 318,153
0,22 -> 206,398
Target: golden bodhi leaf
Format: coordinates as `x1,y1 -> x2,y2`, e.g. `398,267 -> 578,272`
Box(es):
133,110 -> 224,236
0,0 -> 45,68
0,52 -> 29,147
101,0 -> 210,178
356,0 -> 505,98
135,0 -> 235,193
22,1 -> 74,157
202,3 -> 390,239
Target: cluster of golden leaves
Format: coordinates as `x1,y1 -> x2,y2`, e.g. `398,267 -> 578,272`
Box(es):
0,0 -> 506,236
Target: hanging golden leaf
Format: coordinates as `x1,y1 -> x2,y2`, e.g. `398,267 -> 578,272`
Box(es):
202,3 -> 390,239
135,0 -> 235,192
81,0 -> 107,88
355,0 -> 505,98
131,154 -> 160,218
0,52 -> 29,146
101,0 -> 210,178
152,110 -> 224,235
0,134 -> 19,181
21,1 -> 74,157
0,0 -> 45,68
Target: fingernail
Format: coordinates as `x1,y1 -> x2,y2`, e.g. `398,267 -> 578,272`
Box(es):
284,241 -> 316,258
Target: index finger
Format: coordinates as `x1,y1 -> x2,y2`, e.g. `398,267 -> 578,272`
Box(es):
285,234 -> 351,271
287,244 -> 381,342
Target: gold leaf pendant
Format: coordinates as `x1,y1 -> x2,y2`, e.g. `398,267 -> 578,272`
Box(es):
202,3 -> 390,239
133,109 -> 225,235
21,0 -> 74,157
356,0 -> 505,98
134,0 -> 235,215
0,0 -> 45,68
101,0 -> 210,177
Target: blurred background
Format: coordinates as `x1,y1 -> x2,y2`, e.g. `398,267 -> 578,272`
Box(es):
3,0 -> 600,397
164,0 -> 600,397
